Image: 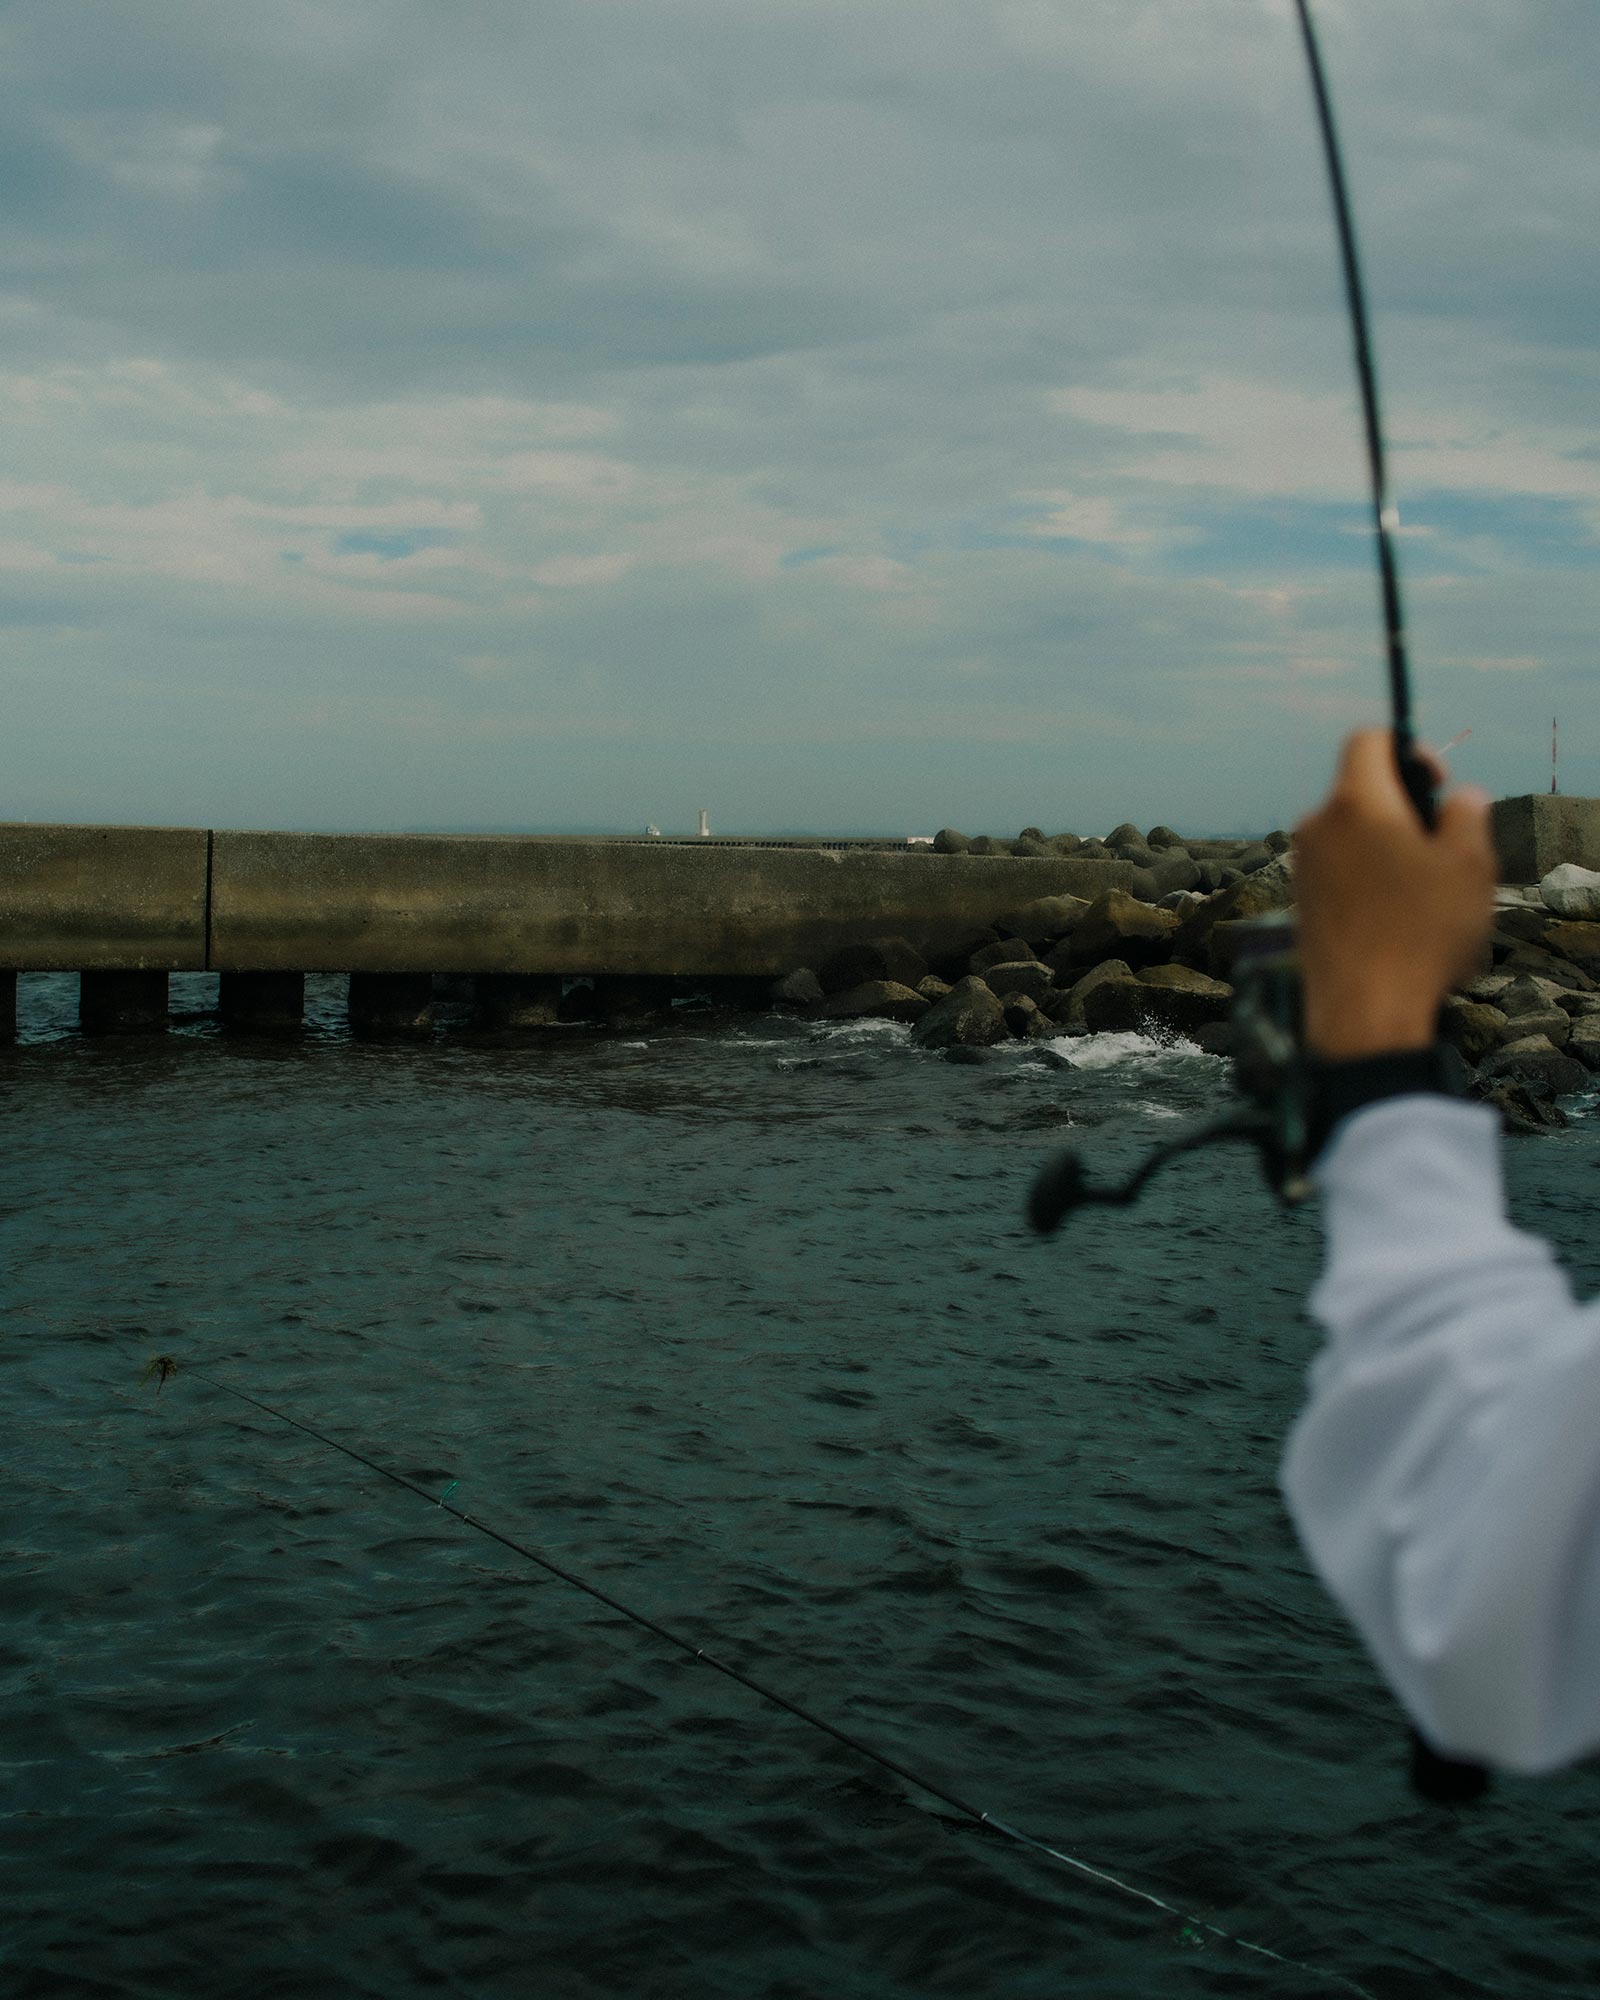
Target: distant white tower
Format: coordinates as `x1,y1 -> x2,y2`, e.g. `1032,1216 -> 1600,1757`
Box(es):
698,809 -> 710,838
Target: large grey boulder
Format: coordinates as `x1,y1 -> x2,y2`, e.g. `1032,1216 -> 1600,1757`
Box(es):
1146,824 -> 1184,850
1440,996 -> 1509,1066
1478,1035 -> 1589,1096
1111,840 -> 1156,869
998,895 -> 1090,947
817,937 -> 928,995
1079,965 -> 1232,1036
983,959 -> 1057,1004
1459,970 -> 1516,1006
1545,921 -> 1600,974
1149,853 -> 1202,896
1540,864 -> 1600,921
1172,856 -> 1294,966
814,980 -> 929,1024
1041,957 -> 1134,1029
1494,904 -> 1557,946
1499,944 -> 1596,992
971,936 -> 1040,975
772,967 -> 824,1010
1133,963 -> 1234,1033
1003,993 -> 1057,1041
910,974 -> 1009,1049
1568,1021 -> 1600,1071
932,827 -> 971,854
1063,888 -> 1179,969
1496,1008 -> 1570,1049
1477,1078 -> 1568,1134
1498,972 -> 1565,1019
1078,974 -> 1149,1033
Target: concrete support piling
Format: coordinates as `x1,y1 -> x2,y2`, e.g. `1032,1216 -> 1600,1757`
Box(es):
220,971 -> 305,1034
80,970 -> 169,1035
348,972 -> 433,1036
593,975 -> 673,1028
475,974 -> 562,1028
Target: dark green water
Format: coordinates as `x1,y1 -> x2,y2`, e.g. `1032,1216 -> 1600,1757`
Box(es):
5,976 -> 1600,1998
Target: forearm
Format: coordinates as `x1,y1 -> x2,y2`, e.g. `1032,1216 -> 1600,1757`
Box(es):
1282,1097 -> 1600,1771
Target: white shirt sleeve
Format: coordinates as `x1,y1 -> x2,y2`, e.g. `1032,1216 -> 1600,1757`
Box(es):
1280,1095 -> 1600,1773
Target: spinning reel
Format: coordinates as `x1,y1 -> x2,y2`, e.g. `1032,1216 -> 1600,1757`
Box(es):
1026,915 -> 1311,1234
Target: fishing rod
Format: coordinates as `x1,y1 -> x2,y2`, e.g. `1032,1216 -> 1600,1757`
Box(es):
1027,2 -> 1486,1807
1291,0 -> 1435,833
1032,0 -> 1436,1229
144,1358 -> 1378,1999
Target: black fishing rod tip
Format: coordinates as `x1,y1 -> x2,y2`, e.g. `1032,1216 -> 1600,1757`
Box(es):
1027,1150 -> 1090,1235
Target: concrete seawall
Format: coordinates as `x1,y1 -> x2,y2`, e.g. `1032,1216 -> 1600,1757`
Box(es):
2,822 -> 1137,979
10,802 -> 1595,1037
0,823 -> 210,971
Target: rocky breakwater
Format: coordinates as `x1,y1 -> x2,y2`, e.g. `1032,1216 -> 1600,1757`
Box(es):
772,821 -> 1295,1057
1443,863 -> 1600,1129
772,830 -> 1600,1132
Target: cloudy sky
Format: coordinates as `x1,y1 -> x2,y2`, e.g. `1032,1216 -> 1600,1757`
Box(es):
4,0 -> 1596,835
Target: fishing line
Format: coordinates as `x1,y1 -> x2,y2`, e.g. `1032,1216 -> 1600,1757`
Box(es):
167,1361 -> 1375,1999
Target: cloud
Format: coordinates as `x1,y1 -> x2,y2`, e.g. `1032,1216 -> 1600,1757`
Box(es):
1,0 -> 1596,829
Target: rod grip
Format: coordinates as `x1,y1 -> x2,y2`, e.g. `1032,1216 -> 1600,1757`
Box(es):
1396,741 -> 1437,830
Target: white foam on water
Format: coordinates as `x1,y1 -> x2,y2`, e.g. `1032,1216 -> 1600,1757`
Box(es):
812,1017 -> 911,1045
1046,1029 -> 1209,1069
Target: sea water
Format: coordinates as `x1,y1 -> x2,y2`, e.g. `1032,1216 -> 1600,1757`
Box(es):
5,974 -> 1600,1999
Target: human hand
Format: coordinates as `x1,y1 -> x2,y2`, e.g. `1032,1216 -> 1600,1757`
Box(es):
1293,729 -> 1496,1060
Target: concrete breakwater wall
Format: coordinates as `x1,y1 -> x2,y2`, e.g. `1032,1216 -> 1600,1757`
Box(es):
1,821 -> 1139,1035
7,795 -> 1595,1039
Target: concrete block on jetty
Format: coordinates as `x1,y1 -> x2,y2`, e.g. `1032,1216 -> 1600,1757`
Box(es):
1491,796 -> 1600,883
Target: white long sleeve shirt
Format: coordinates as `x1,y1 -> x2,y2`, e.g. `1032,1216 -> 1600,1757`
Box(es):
1281,1096 -> 1600,1774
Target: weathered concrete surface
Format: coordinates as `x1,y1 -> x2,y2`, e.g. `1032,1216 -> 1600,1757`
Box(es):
208,833 -> 1140,977
0,824 -> 208,971
1492,796 -> 1600,883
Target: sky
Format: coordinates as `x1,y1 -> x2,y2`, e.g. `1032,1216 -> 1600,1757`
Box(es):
3,0 -> 1597,835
